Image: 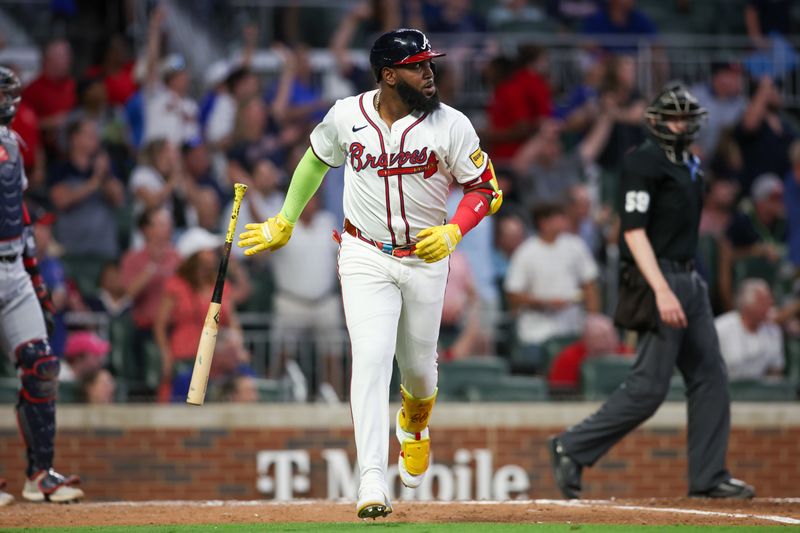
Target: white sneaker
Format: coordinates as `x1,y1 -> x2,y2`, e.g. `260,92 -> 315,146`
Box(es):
0,479 -> 13,506
396,409 -> 430,489
356,482 -> 392,519
22,469 -> 84,503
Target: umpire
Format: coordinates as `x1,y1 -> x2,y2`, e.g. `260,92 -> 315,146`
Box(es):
548,84 -> 754,499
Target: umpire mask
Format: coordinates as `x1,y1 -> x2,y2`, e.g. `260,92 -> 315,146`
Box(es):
645,83 -> 707,159
0,66 -> 20,126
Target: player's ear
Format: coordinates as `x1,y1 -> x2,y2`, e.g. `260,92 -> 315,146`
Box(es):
382,66 -> 397,87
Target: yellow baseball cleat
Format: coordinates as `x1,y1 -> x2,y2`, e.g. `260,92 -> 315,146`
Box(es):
396,409 -> 431,488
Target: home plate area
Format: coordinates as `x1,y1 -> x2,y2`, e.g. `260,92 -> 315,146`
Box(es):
1,498 -> 799,528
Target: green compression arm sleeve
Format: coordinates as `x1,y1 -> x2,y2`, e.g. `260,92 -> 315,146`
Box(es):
279,147 -> 331,224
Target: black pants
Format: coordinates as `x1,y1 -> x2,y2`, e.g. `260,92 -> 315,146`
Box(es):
559,265 -> 731,493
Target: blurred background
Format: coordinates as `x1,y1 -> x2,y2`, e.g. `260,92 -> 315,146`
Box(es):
1,0 -> 799,407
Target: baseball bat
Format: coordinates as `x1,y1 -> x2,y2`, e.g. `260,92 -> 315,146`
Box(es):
186,183 -> 248,405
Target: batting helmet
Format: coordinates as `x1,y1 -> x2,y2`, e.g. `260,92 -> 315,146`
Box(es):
0,66 -> 20,126
369,29 -> 445,82
644,83 -> 707,152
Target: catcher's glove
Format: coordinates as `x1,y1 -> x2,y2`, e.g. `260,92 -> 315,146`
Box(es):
238,213 -> 294,256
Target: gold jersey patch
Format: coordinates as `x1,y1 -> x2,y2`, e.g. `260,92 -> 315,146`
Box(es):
470,148 -> 484,169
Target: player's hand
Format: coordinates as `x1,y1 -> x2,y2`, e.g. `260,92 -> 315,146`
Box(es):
414,224 -> 462,263
237,213 -> 294,256
655,287 -> 687,329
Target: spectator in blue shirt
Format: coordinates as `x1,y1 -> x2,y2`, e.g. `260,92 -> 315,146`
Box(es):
582,0 -> 657,53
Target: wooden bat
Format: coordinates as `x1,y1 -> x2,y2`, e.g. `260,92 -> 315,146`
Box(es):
186,183 -> 248,405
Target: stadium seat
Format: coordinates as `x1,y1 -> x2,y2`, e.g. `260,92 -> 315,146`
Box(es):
465,375 -> 548,402
0,377 -> 18,403
61,254 -> 109,299
666,374 -> 686,401
255,377 -> 290,402
580,355 -> 634,400
58,380 -> 81,404
728,379 -> 797,402
732,256 -> 778,289
540,334 -> 581,374
786,338 -> 800,391
438,356 -> 511,401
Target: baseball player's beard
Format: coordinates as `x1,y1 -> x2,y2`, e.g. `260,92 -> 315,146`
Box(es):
396,79 -> 440,113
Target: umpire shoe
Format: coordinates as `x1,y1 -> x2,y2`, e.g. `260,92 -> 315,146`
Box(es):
548,436 -> 583,499
23,469 -> 84,503
689,478 -> 755,499
356,482 -> 392,519
0,479 -> 13,506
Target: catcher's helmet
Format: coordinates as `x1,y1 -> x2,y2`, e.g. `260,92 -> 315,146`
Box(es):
369,29 -> 445,82
644,83 -> 707,152
0,66 -> 20,126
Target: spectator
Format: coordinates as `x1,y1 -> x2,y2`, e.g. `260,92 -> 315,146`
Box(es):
734,76 -> 796,196
141,6 -> 199,145
440,251 -> 486,361
555,50 -> 607,135
21,39 -> 76,150
215,375 -> 259,403
726,173 -> 787,267
228,96 -> 292,174
79,368 -> 117,404
269,195 -> 343,392
489,0 -> 552,33
715,279 -> 784,380
745,0 -> 792,50
784,140 -> 800,269
564,184 -> 606,258
9,66 -> 45,194
205,67 -> 261,153
226,158 -> 285,260
511,110 -> 613,208
59,331 -> 110,382
582,0 -> 657,53
85,261 -> 132,319
153,227 -> 243,402
65,75 -> 132,172
504,203 -> 600,356
30,207 -> 68,357
181,138 -> 223,233
49,118 -> 125,259
595,54 -> 646,171
492,213 -> 528,286
329,2 -> 383,99
268,44 -> 329,127
129,138 -> 193,243
691,62 -> 747,161
485,45 -> 553,161
417,0 -> 486,33
700,178 -> 740,240
120,207 -> 181,372
84,34 -> 138,107
548,313 -> 633,392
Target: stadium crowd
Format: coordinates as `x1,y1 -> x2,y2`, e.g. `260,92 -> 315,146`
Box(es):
2,0 -> 799,403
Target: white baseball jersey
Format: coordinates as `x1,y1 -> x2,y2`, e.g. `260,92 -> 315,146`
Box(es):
310,89 -> 489,246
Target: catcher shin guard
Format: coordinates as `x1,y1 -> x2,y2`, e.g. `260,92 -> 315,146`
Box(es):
16,340 -> 59,477
396,385 -> 437,488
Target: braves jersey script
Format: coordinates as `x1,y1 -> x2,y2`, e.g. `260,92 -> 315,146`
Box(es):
0,125 -> 27,256
310,89 -> 489,246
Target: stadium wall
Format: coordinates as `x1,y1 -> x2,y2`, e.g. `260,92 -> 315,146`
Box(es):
0,404 -> 797,501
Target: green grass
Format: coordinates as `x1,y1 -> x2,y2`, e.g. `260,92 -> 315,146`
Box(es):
5,524 -> 795,532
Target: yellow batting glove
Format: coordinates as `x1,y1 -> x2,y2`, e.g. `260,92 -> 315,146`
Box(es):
237,213 -> 294,256
414,224 -> 462,263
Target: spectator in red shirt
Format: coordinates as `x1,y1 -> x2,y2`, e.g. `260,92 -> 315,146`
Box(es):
153,227 -> 243,402
486,45 -> 553,161
548,313 -> 633,392
11,97 -> 44,194
22,39 -> 76,149
85,34 -> 137,107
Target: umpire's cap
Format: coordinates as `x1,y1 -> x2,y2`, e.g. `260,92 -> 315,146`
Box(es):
369,29 -> 445,82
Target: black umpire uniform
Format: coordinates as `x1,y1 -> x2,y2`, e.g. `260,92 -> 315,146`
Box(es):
548,84 -> 754,499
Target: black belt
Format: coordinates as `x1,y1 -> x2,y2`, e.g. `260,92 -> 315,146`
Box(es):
0,254 -> 18,263
657,259 -> 695,273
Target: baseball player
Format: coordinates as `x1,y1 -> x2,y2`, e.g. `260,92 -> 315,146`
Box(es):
0,66 -> 83,505
239,29 -> 502,518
